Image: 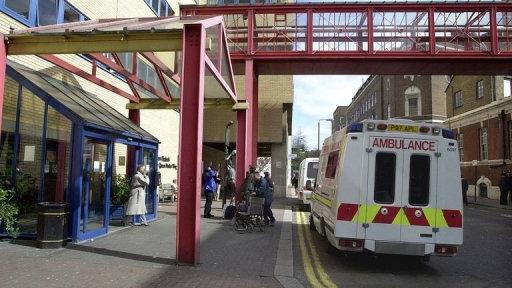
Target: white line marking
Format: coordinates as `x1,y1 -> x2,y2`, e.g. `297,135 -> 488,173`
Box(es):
500,214 -> 512,218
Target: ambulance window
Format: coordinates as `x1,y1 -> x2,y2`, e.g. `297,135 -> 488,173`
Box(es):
307,162 -> 319,179
325,151 -> 339,179
374,153 -> 396,204
409,155 -> 430,206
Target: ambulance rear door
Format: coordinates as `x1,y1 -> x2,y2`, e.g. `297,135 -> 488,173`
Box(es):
400,145 -> 438,244
365,136 -> 404,242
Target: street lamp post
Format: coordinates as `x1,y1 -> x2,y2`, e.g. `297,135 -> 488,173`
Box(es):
317,119 -> 334,156
472,160 -> 478,203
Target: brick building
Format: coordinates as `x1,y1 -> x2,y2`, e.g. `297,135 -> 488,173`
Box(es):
332,106 -> 348,133
346,75 -> 449,125
445,75 -> 512,200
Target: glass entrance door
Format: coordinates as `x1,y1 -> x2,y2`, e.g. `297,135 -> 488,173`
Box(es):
141,148 -> 157,220
79,137 -> 111,239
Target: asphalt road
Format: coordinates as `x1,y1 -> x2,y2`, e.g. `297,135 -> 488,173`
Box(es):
293,204 -> 512,288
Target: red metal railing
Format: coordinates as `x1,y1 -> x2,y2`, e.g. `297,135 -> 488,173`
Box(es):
181,3 -> 512,59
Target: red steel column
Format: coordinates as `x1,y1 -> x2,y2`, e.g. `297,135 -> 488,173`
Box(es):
244,59 -> 255,168
0,37 -> 6,132
251,71 -> 258,164
177,24 -> 205,265
127,109 -> 140,176
235,108 -> 247,203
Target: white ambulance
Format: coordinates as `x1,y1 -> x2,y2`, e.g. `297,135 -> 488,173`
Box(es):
298,157 -> 319,204
310,119 -> 463,260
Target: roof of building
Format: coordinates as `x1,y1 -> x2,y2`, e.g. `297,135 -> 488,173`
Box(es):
7,60 -> 159,143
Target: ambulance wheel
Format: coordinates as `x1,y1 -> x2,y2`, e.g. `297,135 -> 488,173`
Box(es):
309,214 -> 315,231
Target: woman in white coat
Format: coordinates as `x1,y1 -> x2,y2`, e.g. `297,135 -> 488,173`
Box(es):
125,164 -> 150,226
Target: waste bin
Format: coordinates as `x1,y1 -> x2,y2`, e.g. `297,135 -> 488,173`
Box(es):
36,202 -> 69,249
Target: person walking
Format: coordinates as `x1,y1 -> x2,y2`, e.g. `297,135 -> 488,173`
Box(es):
254,171 -> 275,226
203,164 -> 218,218
125,164 -> 150,226
461,177 -> 468,206
499,170 -> 509,205
292,173 -> 299,194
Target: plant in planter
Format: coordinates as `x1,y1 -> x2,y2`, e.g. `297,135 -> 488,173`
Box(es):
0,187 -> 19,238
110,174 -> 131,221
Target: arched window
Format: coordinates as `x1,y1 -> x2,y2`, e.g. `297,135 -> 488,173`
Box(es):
405,86 -> 421,117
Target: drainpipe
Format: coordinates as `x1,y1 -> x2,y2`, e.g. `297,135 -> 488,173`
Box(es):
491,76 -> 496,102
501,109 -> 507,166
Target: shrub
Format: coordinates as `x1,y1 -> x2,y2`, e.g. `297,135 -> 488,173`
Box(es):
0,187 -> 19,238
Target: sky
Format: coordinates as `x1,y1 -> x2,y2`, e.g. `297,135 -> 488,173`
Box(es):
292,75 -> 368,150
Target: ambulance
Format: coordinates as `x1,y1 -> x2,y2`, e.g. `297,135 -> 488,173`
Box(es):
310,119 -> 463,260
298,157 -> 319,204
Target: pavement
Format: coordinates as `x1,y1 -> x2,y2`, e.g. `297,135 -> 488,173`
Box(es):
1,189 -> 511,288
467,196 -> 512,211
0,197 -> 300,288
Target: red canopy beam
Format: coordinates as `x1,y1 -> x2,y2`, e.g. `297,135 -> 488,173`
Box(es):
89,53 -> 171,102
140,52 -> 181,84
39,54 -> 139,102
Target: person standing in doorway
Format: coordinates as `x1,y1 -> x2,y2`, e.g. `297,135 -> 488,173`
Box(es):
461,177 -> 468,206
125,164 -> 150,226
203,164 -> 218,218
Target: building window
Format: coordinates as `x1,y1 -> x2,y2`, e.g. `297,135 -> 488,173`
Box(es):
63,1 -> 85,23
144,0 -> 173,17
1,0 -> 87,27
476,80 -> 484,99
505,78 -> 511,98
407,98 -> 419,116
458,133 -> 464,161
3,0 -> 32,23
372,92 -> 377,107
37,0 -> 58,26
405,86 -> 421,116
454,90 -> 464,108
480,127 -> 488,160
386,78 -> 391,90
387,104 -> 391,119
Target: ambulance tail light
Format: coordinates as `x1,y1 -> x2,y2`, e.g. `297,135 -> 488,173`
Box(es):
377,123 -> 388,130
435,245 -> 458,256
347,122 -> 363,133
419,126 -> 430,133
339,239 -> 364,250
442,128 -> 455,139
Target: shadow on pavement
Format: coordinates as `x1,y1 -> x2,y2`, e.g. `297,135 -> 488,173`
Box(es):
65,243 -> 176,265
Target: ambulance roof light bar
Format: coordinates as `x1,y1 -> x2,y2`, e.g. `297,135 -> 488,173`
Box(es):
442,128 -> 455,139
347,122 -> 363,133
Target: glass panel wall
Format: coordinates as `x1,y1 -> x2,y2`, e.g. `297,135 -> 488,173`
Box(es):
0,77 -> 19,186
16,87 -> 45,234
44,106 -> 72,202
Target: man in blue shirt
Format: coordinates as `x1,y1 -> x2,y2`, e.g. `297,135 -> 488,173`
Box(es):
203,165 -> 218,218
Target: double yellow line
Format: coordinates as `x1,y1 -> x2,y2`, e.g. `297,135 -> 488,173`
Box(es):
296,211 -> 338,288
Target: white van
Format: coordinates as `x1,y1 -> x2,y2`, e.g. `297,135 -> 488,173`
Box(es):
310,120 -> 463,259
298,157 -> 319,204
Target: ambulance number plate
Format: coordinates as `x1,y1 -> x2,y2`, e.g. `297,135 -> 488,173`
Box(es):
387,124 -> 418,133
